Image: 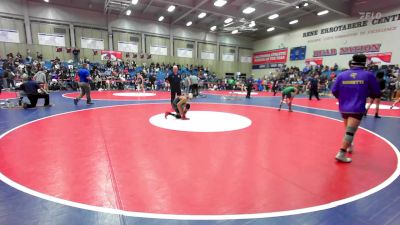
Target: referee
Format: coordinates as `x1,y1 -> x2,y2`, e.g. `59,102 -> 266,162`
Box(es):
167,65 -> 182,104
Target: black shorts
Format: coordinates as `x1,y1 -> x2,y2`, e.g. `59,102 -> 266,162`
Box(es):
341,113 -> 363,120
282,92 -> 292,99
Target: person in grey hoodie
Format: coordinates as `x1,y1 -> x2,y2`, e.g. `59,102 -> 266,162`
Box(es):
33,67 -> 48,91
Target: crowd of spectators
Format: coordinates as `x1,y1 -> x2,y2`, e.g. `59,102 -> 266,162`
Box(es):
0,51 -> 221,93
244,63 -> 400,101
1,51 -> 399,102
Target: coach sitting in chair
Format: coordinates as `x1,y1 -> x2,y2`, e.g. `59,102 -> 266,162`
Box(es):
19,76 -> 51,109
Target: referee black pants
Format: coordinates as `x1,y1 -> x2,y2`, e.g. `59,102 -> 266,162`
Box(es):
309,88 -> 320,100
171,90 -> 182,104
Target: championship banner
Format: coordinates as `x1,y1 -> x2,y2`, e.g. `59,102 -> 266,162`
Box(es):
101,50 -> 122,61
305,58 -> 323,65
366,52 -> 392,64
252,48 -> 288,65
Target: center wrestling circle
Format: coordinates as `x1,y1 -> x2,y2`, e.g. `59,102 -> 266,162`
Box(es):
0,103 -> 398,220
150,111 -> 252,132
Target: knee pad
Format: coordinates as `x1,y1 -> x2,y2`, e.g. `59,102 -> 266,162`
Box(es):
344,126 -> 357,143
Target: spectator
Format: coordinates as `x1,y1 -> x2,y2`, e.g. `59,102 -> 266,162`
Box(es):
365,71 -> 385,118
189,73 -> 199,97
33,67 -> 48,90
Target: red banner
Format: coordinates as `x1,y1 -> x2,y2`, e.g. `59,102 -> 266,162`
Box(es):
101,50 -> 122,61
305,58 -> 323,65
366,52 -> 392,64
253,48 -> 288,65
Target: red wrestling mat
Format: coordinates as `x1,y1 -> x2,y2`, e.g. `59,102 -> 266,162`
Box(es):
0,91 -> 18,100
0,104 -> 397,216
293,98 -> 400,118
63,90 -> 170,101
201,90 -> 278,97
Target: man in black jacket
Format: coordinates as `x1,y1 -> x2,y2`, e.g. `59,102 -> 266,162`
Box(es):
245,76 -> 254,99
308,74 -> 320,100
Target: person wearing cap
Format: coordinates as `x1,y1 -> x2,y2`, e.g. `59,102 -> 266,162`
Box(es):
165,93 -> 193,120
331,54 -> 381,163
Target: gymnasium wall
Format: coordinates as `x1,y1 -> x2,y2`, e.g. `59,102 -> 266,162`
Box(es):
252,7 -> 400,77
145,35 -> 171,65
0,17 -> 26,57
238,48 -> 253,76
112,30 -> 142,61
75,27 -> 109,62
0,0 -> 254,78
198,42 -> 217,73
30,22 -> 71,60
219,45 -> 237,76
173,39 -> 195,66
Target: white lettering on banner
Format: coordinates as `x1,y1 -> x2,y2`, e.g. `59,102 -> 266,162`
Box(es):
38,33 -> 66,47
150,45 -> 168,56
222,53 -> 234,62
240,56 -> 252,63
81,37 -> 104,50
117,41 -> 138,53
177,48 -> 193,58
0,29 -> 20,43
201,51 -> 215,60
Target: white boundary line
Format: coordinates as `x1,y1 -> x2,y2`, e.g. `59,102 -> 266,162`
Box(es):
292,103 -> 400,119
61,92 -> 170,102
0,102 -> 399,220
201,91 -> 280,98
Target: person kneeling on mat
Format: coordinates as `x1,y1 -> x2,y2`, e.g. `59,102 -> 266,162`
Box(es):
331,54 -> 381,163
19,76 -> 51,109
165,93 -> 193,120
279,86 -> 299,112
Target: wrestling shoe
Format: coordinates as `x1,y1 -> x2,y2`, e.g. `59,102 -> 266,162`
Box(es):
336,151 -> 352,163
